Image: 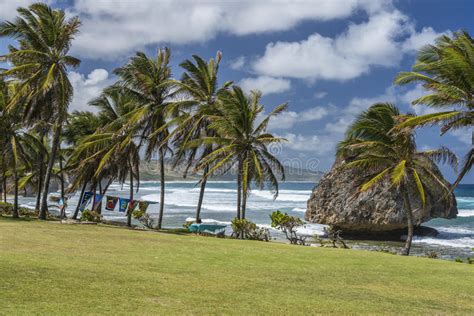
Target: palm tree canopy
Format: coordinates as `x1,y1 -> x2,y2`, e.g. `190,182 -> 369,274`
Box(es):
338,103 -> 457,206
194,86 -> 288,198
0,3 -> 81,122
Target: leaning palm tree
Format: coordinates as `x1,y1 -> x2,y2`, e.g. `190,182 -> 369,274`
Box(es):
0,3 -> 81,219
338,103 -> 457,255
193,86 -> 287,220
114,48 -> 174,229
0,80 -> 44,218
395,31 -> 474,187
171,52 -> 232,223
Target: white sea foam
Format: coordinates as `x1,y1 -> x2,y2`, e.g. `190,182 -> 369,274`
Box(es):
291,207 -> 307,212
413,236 -> 474,248
457,210 -> 474,217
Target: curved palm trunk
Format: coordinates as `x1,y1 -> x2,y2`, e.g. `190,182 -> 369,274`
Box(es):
2,170 -> 6,203
195,165 -> 209,224
157,148 -> 166,230
35,163 -> 43,210
236,161 -> 242,220
127,170 -> 134,227
402,189 -> 414,256
72,181 -> 87,220
59,153 -> 66,219
39,122 -> 63,219
12,159 -> 19,219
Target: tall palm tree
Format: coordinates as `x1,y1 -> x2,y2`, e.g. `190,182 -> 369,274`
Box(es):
0,80 -> 44,218
114,48 -> 174,229
394,31 -> 474,187
171,52 -> 232,223
338,103 -> 457,255
0,3 -> 81,219
193,86 -> 287,220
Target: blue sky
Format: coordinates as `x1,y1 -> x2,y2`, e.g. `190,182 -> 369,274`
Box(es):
1,0 -> 473,182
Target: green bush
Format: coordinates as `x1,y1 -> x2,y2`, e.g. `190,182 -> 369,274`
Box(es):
231,218 -> 270,241
0,202 -> 37,217
80,209 -> 100,222
132,209 -> 155,229
270,210 -> 306,245
455,257 -> 464,263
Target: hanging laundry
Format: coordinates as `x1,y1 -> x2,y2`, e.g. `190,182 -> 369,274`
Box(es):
105,196 -> 119,211
127,200 -> 138,215
119,198 -> 130,213
138,201 -> 150,212
79,191 -> 93,211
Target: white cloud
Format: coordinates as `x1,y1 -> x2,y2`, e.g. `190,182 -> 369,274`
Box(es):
281,133 -> 334,154
69,69 -> 112,112
314,91 -> 328,99
253,10 -> 445,82
239,76 -> 291,96
402,27 -> 445,52
0,0 -> 50,20
229,56 -> 246,70
66,0 -> 391,59
253,10 -> 411,81
268,106 -> 330,130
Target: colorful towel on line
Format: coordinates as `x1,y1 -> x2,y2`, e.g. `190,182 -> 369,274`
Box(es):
105,196 -> 119,211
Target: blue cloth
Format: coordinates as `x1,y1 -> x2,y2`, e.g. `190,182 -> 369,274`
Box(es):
188,223 -> 227,235
119,198 -> 130,213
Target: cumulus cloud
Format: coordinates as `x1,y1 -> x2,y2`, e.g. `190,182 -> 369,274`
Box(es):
69,69 -> 112,112
253,10 -> 444,81
229,56 -> 246,70
65,0 -> 390,59
0,0 -> 50,20
314,91 -> 328,99
239,76 -> 291,96
268,106 -> 330,130
402,27 -> 445,52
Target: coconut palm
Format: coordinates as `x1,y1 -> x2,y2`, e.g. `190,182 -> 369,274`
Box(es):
68,88 -> 140,223
113,48 -> 174,229
171,52 -> 232,223
0,80 -> 45,218
193,86 -> 287,220
394,31 -> 474,187
0,3 -> 81,219
338,103 -> 457,255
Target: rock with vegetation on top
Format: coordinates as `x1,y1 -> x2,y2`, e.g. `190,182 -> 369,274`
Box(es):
305,159 -> 457,237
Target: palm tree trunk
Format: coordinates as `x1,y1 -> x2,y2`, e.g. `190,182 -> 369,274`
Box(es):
157,147 -> 165,230
35,164 -> 43,210
236,161 -> 242,220
12,159 -> 19,219
59,152 -> 66,219
2,170 -> 7,203
242,186 -> 247,220
195,165 -> 208,224
72,181 -> 87,220
402,189 -> 414,256
39,122 -> 63,219
127,170 -> 134,227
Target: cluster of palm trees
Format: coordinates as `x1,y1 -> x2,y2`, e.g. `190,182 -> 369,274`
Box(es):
0,3 -> 286,226
338,31 -> 474,255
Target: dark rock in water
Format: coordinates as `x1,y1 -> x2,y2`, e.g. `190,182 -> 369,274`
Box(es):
305,158 -> 457,236
340,226 -> 439,241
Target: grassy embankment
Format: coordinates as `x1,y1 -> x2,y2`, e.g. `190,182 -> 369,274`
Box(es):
0,217 -> 473,314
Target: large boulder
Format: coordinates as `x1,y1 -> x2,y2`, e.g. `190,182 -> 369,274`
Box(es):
305,159 -> 457,237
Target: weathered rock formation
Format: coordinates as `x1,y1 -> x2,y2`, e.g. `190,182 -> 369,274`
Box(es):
305,159 -> 457,237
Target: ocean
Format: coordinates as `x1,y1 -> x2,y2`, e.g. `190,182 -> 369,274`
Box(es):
17,181 -> 474,259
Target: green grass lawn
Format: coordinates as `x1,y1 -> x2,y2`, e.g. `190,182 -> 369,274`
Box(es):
0,217 -> 473,314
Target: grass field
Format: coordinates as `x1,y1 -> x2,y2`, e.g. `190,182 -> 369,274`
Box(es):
0,217 -> 473,314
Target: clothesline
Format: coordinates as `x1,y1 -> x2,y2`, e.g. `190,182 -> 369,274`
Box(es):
79,192 -> 158,213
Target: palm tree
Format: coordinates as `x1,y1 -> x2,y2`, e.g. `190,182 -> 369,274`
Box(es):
114,48 -> 174,229
0,3 -> 81,219
193,86 -> 287,220
394,31 -> 474,187
0,80 -> 44,218
171,52 -> 232,223
338,103 -> 457,255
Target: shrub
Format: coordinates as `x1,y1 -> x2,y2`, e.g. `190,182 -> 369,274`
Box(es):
270,210 -> 306,245
132,209 -> 156,229
315,226 -> 349,249
455,257 -> 464,263
80,209 -> 100,222
0,202 -> 37,217
231,218 -> 270,241
425,251 -> 439,259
